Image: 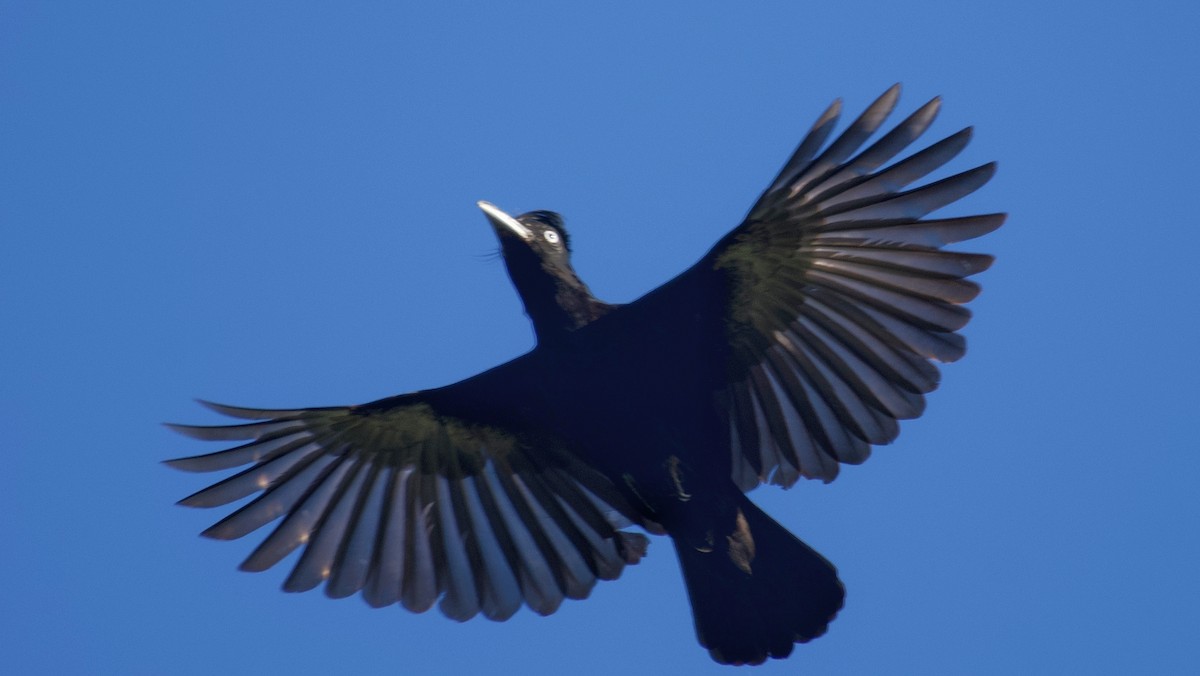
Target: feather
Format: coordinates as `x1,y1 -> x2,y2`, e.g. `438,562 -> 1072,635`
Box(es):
807,96 -> 942,198
785,84 -> 901,202
819,213 -> 1005,247
461,475 -> 523,620
283,459 -> 370,593
400,472 -> 438,613
817,127 -> 972,210
163,430 -> 313,473
479,462 -> 563,615
200,452 -> 339,540
362,467 -> 411,608
326,463 -> 389,599
239,456 -> 355,572
164,419 -> 305,442
435,475 -> 480,621
748,99 -> 844,220
822,163 -> 997,223
176,440 -> 327,508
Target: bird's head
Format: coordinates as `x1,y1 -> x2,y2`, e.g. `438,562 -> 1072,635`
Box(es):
478,200 -> 572,267
477,201 -> 610,341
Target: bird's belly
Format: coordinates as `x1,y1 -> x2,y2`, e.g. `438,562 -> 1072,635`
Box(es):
530,347 -> 732,527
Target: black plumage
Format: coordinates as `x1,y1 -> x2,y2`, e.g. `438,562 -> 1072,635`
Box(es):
166,85 -> 1002,665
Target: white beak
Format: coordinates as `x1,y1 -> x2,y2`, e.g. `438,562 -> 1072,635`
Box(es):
477,201 -> 533,241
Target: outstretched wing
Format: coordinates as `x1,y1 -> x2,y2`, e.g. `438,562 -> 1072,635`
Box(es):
165,368 -> 654,621
634,85 -> 1003,490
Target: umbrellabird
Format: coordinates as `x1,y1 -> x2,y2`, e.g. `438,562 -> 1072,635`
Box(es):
166,85 -> 1002,665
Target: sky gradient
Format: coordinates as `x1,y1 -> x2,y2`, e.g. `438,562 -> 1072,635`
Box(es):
3,2 -> 1198,674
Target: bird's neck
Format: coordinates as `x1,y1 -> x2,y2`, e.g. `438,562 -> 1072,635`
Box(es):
509,266 -> 612,343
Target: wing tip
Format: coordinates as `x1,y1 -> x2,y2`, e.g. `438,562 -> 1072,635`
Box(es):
815,97 -> 843,128
197,399 -> 295,420
175,493 -> 209,508
162,455 -> 204,472
162,422 -> 210,440
879,82 -> 902,106
200,523 -> 239,541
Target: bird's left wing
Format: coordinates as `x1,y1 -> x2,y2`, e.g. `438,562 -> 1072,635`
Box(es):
626,85 -> 1003,490
165,371 -> 652,621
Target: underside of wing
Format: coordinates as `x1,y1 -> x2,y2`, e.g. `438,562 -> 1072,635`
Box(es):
711,85 -> 1003,489
165,397 -> 653,621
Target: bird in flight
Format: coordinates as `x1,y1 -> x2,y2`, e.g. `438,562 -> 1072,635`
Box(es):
167,84 -> 1002,666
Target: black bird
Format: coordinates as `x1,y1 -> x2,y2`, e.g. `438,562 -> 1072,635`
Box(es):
166,85 -> 1002,665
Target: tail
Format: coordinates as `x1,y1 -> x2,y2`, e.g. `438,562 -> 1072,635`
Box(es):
672,492 -> 845,665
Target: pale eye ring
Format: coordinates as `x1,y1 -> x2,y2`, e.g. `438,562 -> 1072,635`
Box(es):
543,230 -> 560,244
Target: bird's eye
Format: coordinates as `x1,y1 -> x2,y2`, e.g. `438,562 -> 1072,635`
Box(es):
543,231 -> 560,244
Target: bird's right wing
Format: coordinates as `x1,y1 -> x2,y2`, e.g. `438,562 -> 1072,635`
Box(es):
165,372 -> 652,621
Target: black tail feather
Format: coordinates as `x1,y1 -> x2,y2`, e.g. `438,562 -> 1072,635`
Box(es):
673,493 -> 844,665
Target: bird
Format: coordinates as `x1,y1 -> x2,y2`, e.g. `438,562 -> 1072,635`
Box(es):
166,84 -> 1002,666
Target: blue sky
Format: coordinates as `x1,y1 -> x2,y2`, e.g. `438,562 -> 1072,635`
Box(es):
3,2 -> 1198,674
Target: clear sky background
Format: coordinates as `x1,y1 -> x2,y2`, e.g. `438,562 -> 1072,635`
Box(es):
3,2 -> 1197,674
